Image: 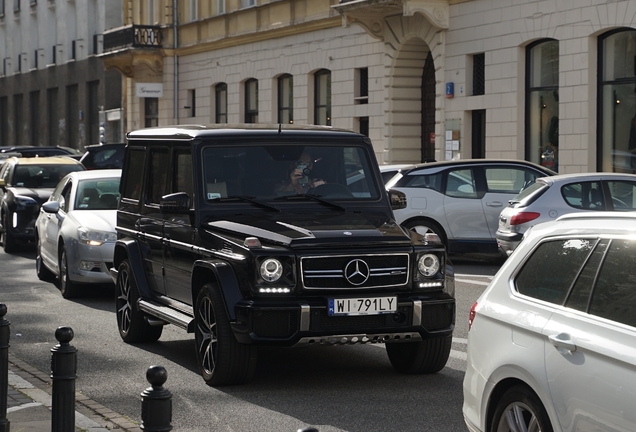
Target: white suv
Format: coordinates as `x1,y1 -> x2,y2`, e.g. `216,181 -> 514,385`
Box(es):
464,212 -> 636,432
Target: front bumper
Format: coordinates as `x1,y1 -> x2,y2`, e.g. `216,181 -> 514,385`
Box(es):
4,209 -> 38,244
231,296 -> 455,346
67,241 -> 116,284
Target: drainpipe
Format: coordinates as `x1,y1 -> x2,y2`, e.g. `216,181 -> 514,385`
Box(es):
173,0 -> 179,124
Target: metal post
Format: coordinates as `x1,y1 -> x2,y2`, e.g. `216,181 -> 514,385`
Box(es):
140,365 -> 172,432
50,326 -> 77,432
0,304 -> 10,432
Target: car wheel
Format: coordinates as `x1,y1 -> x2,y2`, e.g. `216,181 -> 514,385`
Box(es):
115,259 -> 162,343
1,212 -> 17,253
491,385 -> 552,432
35,235 -> 55,281
194,283 -> 257,386
59,246 -> 80,299
403,219 -> 447,248
385,334 -> 451,374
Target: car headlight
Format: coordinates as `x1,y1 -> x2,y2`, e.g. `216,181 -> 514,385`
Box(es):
14,195 -> 38,207
260,258 -> 283,282
77,227 -> 117,246
417,253 -> 440,277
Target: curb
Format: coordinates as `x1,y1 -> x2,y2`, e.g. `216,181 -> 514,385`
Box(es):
8,353 -> 142,432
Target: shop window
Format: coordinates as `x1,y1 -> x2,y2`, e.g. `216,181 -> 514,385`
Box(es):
526,39 -> 559,171
599,28 -> 636,173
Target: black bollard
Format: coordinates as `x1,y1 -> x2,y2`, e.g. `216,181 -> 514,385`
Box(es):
140,365 -> 172,432
0,304 -> 9,432
50,326 -> 77,432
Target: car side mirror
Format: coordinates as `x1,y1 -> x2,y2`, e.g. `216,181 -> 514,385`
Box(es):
160,192 -> 191,213
0,179 -> 4,189
389,189 -> 407,210
42,200 -> 60,214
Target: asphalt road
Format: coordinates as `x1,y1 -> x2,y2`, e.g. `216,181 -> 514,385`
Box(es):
0,247 -> 496,431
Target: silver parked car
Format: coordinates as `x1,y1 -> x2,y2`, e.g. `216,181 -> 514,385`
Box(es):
34,169 -> 121,298
496,172 -> 636,256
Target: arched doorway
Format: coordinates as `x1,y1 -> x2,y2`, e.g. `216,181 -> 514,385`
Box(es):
421,51 -> 436,162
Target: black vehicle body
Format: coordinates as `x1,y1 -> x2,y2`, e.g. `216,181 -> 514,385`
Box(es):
0,157 -> 85,252
111,124 -> 455,385
80,143 -> 126,170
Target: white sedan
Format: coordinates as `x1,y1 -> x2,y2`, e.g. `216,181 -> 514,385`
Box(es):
34,169 -> 121,298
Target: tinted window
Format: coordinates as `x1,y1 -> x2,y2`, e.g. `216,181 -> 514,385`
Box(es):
122,149 -> 145,200
401,171 -> 443,192
82,146 -> 125,170
172,149 -> 194,207
148,148 -> 170,204
13,164 -> 83,188
564,238 -> 608,311
515,238 -> 595,304
561,181 -> 604,210
589,239 -> 636,327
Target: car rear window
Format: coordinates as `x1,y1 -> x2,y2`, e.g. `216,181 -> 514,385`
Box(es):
509,181 -> 549,207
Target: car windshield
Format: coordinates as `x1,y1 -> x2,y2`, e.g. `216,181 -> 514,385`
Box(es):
201,144 -> 381,201
13,164 -> 83,188
75,177 -> 121,210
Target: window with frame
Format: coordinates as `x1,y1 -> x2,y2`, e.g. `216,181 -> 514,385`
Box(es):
599,28 -> 636,173
148,148 -> 170,204
245,78 -> 258,123
145,98 -> 158,127
172,149 -> 194,207
13,0 -> 19,12
485,167 -> 541,194
0,0 -> 5,16
241,0 -> 255,8
217,0 -> 225,15
278,74 -> 293,124
122,149 -> 146,200
314,69 -> 331,126
189,0 -> 198,21
472,53 -> 485,96
607,180 -> 636,210
445,169 -> 477,198
561,181 -> 604,210
515,238 -> 595,304
526,39 -> 559,171
215,83 -> 227,123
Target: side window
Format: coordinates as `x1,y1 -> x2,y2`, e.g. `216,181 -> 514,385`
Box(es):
485,167 -> 540,193
607,180 -> 636,211
172,149 -> 194,206
515,238 -> 595,304
122,148 -> 146,201
148,148 -> 170,204
588,239 -> 636,327
445,169 -> 477,198
60,182 -> 72,213
564,239 -> 608,311
561,181 -> 604,210
404,172 -> 443,192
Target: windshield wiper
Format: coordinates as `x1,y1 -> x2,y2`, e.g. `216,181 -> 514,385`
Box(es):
209,196 -> 280,212
274,193 -> 346,211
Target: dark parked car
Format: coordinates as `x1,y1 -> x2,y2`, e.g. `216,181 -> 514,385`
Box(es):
111,124 -> 456,386
80,143 -> 125,170
0,157 -> 85,252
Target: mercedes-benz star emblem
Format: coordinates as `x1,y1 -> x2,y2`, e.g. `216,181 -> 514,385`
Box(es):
344,259 -> 370,286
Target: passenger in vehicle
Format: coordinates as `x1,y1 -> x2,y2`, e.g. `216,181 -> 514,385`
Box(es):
275,151 -> 325,194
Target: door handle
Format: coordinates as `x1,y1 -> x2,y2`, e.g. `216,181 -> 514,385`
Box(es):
549,333 -> 577,352
485,201 -> 503,207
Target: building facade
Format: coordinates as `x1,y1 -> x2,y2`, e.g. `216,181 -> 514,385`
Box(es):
3,0 -> 636,174
0,0 -> 124,149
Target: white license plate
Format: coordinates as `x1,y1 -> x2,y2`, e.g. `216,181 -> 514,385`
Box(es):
328,297 -> 397,316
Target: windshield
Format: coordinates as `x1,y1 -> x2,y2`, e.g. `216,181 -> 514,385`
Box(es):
202,144 -> 381,201
75,177 -> 121,210
13,164 -> 84,188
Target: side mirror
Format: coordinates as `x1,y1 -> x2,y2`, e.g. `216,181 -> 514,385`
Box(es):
389,189 -> 407,210
0,179 -> 5,189
160,192 -> 191,213
42,200 -> 60,214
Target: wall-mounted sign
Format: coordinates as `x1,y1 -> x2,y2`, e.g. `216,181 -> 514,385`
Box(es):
136,83 -> 164,98
445,82 -> 454,98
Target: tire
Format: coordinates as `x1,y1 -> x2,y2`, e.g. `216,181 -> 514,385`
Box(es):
115,260 -> 162,343
1,212 -> 17,253
386,334 -> 452,374
194,284 -> 257,386
490,385 -> 553,432
35,235 -> 55,281
59,246 -> 80,299
403,219 -> 447,249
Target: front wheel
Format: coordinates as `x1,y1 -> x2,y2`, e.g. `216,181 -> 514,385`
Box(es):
59,246 -> 79,299
490,385 -> 552,432
35,235 -> 55,281
386,335 -> 451,374
194,284 -> 257,386
115,259 -> 162,343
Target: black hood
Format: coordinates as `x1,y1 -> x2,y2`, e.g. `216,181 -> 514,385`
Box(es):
11,187 -> 54,204
203,211 -> 411,247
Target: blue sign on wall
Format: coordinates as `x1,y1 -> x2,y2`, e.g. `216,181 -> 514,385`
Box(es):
446,82 -> 454,98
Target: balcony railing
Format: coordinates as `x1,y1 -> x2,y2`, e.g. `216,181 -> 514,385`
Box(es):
102,25 -> 163,53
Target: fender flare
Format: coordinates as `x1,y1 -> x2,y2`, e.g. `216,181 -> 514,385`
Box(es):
193,259 -> 242,320
113,238 -> 154,298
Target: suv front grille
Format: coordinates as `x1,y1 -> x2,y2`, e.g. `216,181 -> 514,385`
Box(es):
301,253 -> 409,289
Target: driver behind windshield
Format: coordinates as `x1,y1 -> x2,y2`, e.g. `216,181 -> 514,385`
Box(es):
275,151 -> 325,194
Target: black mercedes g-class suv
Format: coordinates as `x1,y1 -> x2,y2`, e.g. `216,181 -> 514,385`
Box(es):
111,124 -> 455,386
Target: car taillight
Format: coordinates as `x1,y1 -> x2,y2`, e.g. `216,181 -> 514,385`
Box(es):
468,302 -> 477,331
509,212 -> 540,226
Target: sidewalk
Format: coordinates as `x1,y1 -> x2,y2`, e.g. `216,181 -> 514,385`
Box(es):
6,353 -> 142,432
